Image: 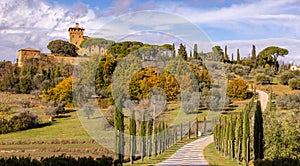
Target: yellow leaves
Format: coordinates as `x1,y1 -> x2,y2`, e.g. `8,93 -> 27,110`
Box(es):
42,77 -> 73,107
227,78 -> 249,100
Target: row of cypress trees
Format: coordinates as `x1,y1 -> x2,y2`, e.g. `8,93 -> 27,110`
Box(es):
115,109 -> 207,165
213,97 -> 264,165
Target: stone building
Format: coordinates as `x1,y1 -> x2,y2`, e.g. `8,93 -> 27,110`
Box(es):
17,48 -> 41,67
68,23 -> 88,48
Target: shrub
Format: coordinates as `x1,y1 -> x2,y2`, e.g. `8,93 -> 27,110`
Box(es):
278,71 -> 295,85
276,92 -> 300,109
288,78 -> 300,90
227,78 -> 249,100
255,73 -> 272,84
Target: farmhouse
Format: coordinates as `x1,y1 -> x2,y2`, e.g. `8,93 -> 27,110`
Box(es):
290,65 -> 300,71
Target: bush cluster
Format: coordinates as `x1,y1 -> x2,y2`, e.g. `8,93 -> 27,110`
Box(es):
0,155 -> 113,166
276,92 -> 300,110
0,110 -> 38,134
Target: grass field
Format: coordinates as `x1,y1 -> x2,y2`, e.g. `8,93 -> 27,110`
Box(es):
0,111 -> 114,159
203,143 -> 241,166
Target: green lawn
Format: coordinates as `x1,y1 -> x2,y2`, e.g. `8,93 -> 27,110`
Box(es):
203,143 -> 241,166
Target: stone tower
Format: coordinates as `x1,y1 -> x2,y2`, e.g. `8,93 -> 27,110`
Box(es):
68,23 -> 88,48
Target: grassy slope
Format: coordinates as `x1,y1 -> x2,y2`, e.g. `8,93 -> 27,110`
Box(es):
203,143 -> 241,166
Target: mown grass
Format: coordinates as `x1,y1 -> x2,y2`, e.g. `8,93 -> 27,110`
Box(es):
203,143 -> 241,166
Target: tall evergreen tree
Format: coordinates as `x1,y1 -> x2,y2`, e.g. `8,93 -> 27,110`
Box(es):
140,112 -> 146,161
195,117 -> 199,138
178,43 -> 188,60
114,106 -> 124,163
129,110 -> 136,164
193,44 -> 198,59
172,43 -> 176,57
237,48 -> 241,64
147,119 -> 152,158
254,101 -> 264,160
231,53 -> 234,63
235,113 -> 243,163
251,45 -> 257,68
224,45 -> 229,63
242,109 -> 250,163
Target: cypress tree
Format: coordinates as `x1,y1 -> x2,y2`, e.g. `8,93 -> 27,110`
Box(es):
231,53 -> 234,63
140,112 -> 146,161
129,110 -> 136,164
194,44 -> 198,59
229,115 -> 236,160
251,45 -> 257,68
224,45 -> 229,63
203,117 -> 207,135
188,121 -> 191,139
172,43 -> 176,57
242,109 -> 250,163
114,106 -> 124,163
195,117 -> 199,138
237,49 -> 241,64
254,101 -> 264,160
147,119 -> 152,158
180,123 -> 183,140
159,122 -> 163,153
235,113 -> 243,163
178,43 -> 188,60
154,126 -> 158,156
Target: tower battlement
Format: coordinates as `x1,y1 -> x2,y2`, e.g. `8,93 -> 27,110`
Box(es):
68,23 -> 88,48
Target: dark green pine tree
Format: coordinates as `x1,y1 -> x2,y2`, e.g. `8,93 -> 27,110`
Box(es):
172,43 -> 176,57
178,43 -> 188,60
251,45 -> 257,68
229,115 -> 236,160
114,106 -> 124,163
147,119 -> 152,158
195,117 -> 199,138
254,100 -> 264,160
231,53 -> 234,64
235,113 -> 243,163
193,43 -> 198,59
140,112 -> 146,161
223,45 -> 229,63
129,110 -> 136,164
242,108 -> 250,163
237,48 -> 241,64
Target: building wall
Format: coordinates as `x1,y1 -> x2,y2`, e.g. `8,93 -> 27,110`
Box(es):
69,23 -> 86,48
17,49 -> 41,67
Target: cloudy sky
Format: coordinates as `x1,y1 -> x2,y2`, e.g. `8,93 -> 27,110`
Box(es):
1,0 -> 300,64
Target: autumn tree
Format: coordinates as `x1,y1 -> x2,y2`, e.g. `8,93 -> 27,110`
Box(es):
42,77 -> 73,107
227,78 -> 249,100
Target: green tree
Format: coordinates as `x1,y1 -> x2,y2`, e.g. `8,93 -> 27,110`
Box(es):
177,43 -> 188,60
193,44 -> 198,59
47,40 -> 78,57
172,43 -> 176,57
223,45 -> 229,63
140,112 -> 146,161
114,106 -> 124,163
254,100 -> 264,160
129,110 -> 136,164
195,117 -> 199,138
251,45 -> 257,68
257,46 -> 288,71
237,49 -> 241,64
147,119 -> 152,158
242,109 -> 250,163
235,113 -> 243,163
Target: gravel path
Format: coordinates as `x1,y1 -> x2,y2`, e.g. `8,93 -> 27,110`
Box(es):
156,135 -> 213,166
256,90 -> 269,111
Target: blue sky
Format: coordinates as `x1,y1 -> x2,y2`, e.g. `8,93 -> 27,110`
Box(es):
0,0 -> 300,63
